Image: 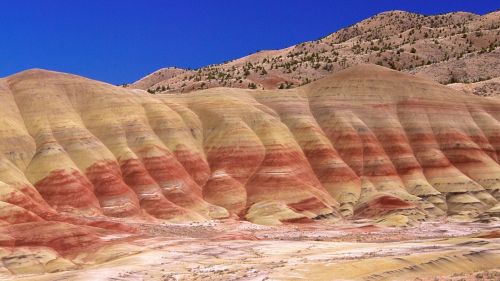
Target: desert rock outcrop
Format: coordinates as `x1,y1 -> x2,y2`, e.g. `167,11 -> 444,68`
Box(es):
0,64 -> 499,274
1,64 -> 499,223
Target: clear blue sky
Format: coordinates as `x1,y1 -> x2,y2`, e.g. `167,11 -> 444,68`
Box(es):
1,1 -> 498,84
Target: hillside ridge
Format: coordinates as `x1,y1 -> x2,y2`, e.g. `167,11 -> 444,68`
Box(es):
0,64 -> 499,276
130,9 -> 500,96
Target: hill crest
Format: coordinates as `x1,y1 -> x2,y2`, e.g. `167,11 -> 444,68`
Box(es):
130,9 -> 500,96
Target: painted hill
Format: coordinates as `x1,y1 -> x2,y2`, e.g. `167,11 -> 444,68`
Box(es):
129,67 -> 190,90
129,10 -> 500,95
0,64 -> 499,275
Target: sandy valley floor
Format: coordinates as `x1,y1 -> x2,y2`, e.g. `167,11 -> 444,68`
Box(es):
3,219 -> 499,281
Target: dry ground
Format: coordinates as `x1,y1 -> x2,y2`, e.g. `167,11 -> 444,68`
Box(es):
4,219 -> 499,281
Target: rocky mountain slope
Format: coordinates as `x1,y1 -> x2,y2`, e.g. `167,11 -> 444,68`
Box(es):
0,65 -> 499,276
129,10 -> 500,96
449,76 -> 500,97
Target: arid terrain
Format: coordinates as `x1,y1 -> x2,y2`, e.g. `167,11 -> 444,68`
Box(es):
0,63 -> 499,280
5,219 -> 500,281
0,9 -> 499,281
128,10 -> 500,97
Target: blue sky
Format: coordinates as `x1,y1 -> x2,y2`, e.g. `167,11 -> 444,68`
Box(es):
0,1 -> 498,84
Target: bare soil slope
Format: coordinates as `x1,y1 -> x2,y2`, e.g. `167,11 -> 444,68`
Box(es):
0,65 -> 499,278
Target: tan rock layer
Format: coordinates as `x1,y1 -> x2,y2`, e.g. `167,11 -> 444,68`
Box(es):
0,64 -> 498,232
